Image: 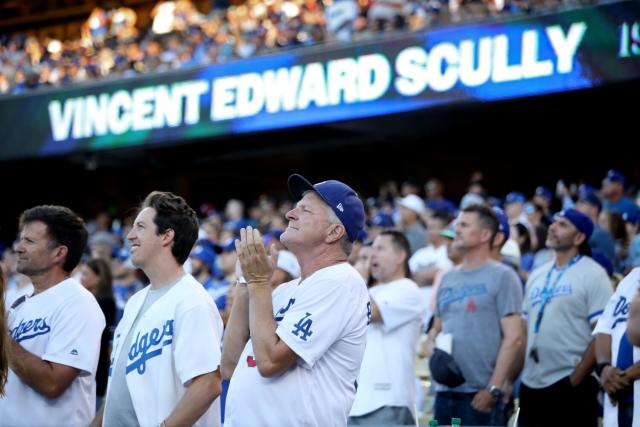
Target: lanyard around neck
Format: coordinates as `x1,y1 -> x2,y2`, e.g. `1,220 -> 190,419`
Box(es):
533,254 -> 582,334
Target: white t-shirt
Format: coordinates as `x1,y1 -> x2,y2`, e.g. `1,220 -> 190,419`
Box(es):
409,244 -> 453,275
350,278 -> 424,417
593,268 -> 640,427
0,278 -> 106,427
225,263 -> 370,427
277,250 -> 301,279
103,274 -> 223,427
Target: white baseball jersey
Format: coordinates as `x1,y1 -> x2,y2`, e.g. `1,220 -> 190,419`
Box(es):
225,263 -> 370,427
0,278 -> 105,427
593,268 -> 640,427
103,274 -> 223,427
350,277 -> 424,417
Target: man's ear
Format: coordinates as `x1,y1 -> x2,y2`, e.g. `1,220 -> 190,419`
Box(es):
325,223 -> 346,244
162,228 -> 176,247
52,245 -> 68,267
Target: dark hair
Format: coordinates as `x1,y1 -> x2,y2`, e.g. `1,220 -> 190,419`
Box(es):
141,191 -> 199,265
379,230 -> 411,278
0,269 -> 8,396
515,223 -> 532,254
461,204 -> 499,249
85,258 -> 113,298
19,205 -> 87,273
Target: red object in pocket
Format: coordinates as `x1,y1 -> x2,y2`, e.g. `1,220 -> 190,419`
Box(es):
246,355 -> 257,367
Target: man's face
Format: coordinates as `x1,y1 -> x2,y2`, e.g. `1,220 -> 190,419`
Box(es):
426,217 -> 446,245
453,212 -> 488,252
127,207 -> 165,269
546,217 -> 581,251
505,202 -> 523,220
281,191 -> 334,250
15,221 -> 59,277
370,235 -> 404,283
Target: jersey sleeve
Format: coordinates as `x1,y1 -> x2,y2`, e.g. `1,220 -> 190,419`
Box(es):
586,267 -> 614,326
173,302 -> 224,385
275,275 -> 367,369
43,294 -> 106,375
496,268 -> 523,318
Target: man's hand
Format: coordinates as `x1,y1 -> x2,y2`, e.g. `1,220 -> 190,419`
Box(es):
235,227 -> 276,286
471,389 -> 496,413
600,365 -> 630,404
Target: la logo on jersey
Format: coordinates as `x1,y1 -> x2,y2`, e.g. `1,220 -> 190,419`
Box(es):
292,312 -> 313,341
126,319 -> 174,375
11,317 -> 51,343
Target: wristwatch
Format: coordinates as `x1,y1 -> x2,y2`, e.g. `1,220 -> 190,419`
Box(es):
486,384 -> 503,399
595,362 -> 611,378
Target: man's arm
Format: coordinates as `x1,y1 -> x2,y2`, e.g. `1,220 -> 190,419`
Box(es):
89,405 -> 104,427
9,339 -> 80,399
595,332 -> 630,400
412,266 -> 440,287
568,338 -> 596,385
248,284 -> 298,377
472,314 -> 523,412
221,283 -> 250,380
237,227 -> 298,378
161,371 -> 221,427
422,315 -> 441,358
369,298 -> 382,323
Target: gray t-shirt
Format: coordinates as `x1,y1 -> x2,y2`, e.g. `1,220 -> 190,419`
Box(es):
103,284 -> 175,426
434,260 -> 523,393
521,256 -> 612,389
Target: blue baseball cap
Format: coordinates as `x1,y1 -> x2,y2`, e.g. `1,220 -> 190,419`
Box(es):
554,208 -> 594,240
578,184 -> 596,199
604,169 -> 626,186
493,207 -> 510,240
623,211 -> 640,227
534,186 -> 552,200
578,191 -> 602,212
213,238 -> 236,254
288,173 -> 365,243
591,250 -> 613,277
369,212 -> 395,228
190,242 -> 216,271
505,192 -> 526,205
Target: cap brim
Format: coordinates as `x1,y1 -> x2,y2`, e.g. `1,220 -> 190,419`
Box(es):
288,174 -> 316,202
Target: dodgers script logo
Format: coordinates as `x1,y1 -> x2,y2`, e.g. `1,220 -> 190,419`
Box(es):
11,317 -> 51,343
528,283 -> 573,307
126,319 -> 174,375
611,296 -> 630,329
439,284 -> 488,310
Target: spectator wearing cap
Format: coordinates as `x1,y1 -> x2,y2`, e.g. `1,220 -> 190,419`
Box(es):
601,170 -> 640,218
594,266 -> 640,427
532,186 -> 553,217
367,211 -> 395,242
425,204 -> 523,426
397,194 -> 427,255
623,212 -> 640,271
222,174 -> 369,426
210,238 -> 239,324
349,230 -> 424,425
520,208 -> 612,427
576,191 -> 617,264
190,240 -> 230,315
425,178 -> 458,217
409,210 -> 454,329
504,192 -> 528,225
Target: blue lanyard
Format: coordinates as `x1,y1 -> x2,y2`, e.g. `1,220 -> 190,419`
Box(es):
533,254 -> 581,334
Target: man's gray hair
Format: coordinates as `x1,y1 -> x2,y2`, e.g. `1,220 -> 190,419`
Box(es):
325,204 -> 353,256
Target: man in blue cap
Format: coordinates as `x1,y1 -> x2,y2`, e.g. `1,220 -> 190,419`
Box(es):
576,191 -> 616,264
221,174 -> 370,427
601,169 -> 640,218
520,208 -> 612,427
